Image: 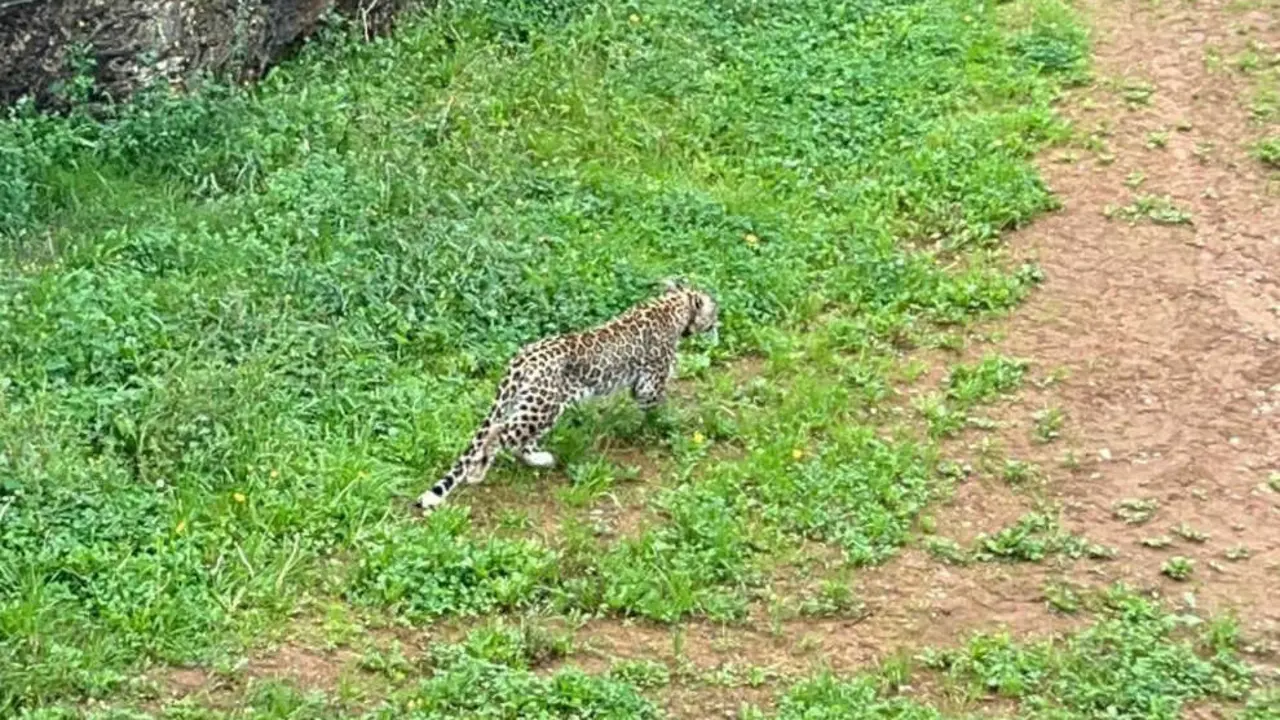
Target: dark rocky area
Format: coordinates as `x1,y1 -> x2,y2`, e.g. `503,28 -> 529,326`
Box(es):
0,0 -> 422,109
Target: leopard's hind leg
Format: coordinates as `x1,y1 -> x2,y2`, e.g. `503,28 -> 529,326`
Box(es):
501,390 -> 572,470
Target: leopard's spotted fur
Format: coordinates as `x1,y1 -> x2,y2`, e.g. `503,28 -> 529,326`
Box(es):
415,281 -> 719,511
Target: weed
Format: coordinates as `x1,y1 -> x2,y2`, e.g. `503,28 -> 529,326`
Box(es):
1032,366 -> 1070,388
1119,78 -> 1156,105
1170,522 -> 1208,543
1011,16 -> 1089,82
359,641 -> 414,681
798,580 -> 862,618
587,474 -> 761,622
1241,688 -> 1280,719
756,430 -> 936,566
946,355 -> 1028,405
925,589 -> 1254,715
1113,498 -> 1160,525
795,633 -> 824,655
1161,557 -> 1195,581
915,393 -> 967,438
917,513 -> 938,534
1059,449 -> 1080,469
609,659 -> 671,689
455,620 -> 573,669
1202,613 -> 1241,654
924,536 -> 972,566
1043,580 -> 1082,614
556,457 -> 620,508
497,509 -> 534,532
411,639 -> 657,717
1224,545 -> 1251,561
754,674 -> 943,719
1233,45 -> 1264,73
1205,46 -> 1225,73
973,512 -> 1112,563
1032,406 -> 1065,443
347,508 -> 558,619
1145,131 -> 1170,149
1104,194 -> 1194,225
1001,458 -> 1038,485
1251,84 -> 1279,121
1253,136 -> 1280,168
875,652 -> 914,693
1125,170 -> 1147,188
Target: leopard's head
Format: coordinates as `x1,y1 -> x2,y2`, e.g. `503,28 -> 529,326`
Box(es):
687,290 -> 718,337
662,279 -> 718,341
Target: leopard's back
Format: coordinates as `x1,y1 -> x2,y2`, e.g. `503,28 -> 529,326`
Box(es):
507,297 -> 685,400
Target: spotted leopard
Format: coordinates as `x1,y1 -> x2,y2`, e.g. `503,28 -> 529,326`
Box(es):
415,281 -> 719,511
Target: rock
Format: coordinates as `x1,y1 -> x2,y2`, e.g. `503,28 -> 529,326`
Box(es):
0,0 -> 423,109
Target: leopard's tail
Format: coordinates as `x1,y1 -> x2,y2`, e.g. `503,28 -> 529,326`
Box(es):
415,376 -> 516,510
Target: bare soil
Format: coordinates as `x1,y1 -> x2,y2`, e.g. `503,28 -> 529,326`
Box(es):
995,0 -> 1280,646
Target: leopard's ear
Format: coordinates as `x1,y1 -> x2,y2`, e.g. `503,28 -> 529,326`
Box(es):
662,277 -> 686,293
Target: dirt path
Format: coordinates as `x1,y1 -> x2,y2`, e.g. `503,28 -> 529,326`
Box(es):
994,0 -> 1279,639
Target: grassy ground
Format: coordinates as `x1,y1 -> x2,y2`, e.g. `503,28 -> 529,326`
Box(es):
1,0 -> 1275,717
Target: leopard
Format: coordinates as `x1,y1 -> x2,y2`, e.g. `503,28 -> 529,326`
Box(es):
414,280 -> 719,511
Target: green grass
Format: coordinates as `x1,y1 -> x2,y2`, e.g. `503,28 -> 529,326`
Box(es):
972,512 -> 1112,562
915,354 -> 1029,438
753,590 -> 1267,719
1114,497 -> 1160,525
1032,405 -> 1066,443
1104,194 -> 1194,225
1255,135 -> 1280,167
924,511 -> 1112,565
915,589 -> 1258,718
1161,556 -> 1195,581
19,589 -> 1272,718
0,0 -> 1112,712
946,354 -> 1028,405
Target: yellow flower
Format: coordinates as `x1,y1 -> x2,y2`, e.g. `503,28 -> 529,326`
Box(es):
692,431 -> 706,445
233,492 -> 246,503
175,520 -> 187,535
792,448 -> 804,460
629,13 -> 641,24
269,469 -> 279,479
744,232 -> 760,246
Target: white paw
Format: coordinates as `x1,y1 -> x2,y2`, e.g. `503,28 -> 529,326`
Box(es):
415,491 -> 444,511
518,450 -> 556,468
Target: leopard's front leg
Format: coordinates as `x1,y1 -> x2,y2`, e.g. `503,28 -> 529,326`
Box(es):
631,360 -> 673,411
